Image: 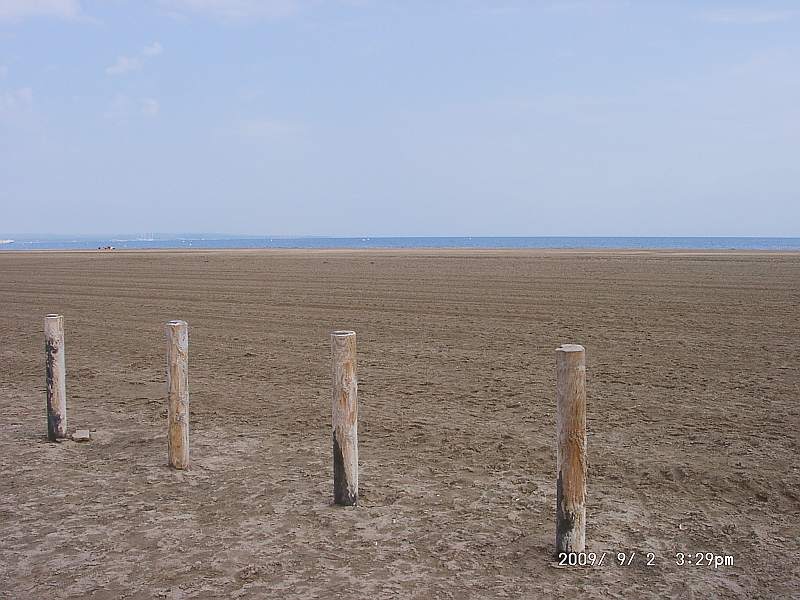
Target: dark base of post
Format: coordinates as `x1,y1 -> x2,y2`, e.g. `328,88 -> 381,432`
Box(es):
333,436 -> 357,506
555,471 -> 585,554
45,337 -> 66,441
555,472 -> 571,553
46,411 -> 65,442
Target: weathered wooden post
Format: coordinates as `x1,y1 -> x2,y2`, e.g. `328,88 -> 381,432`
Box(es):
331,330 -> 358,506
555,343 -> 587,554
166,320 -> 190,470
44,314 -> 67,441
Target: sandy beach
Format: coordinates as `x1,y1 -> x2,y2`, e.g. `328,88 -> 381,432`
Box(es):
1,249 -> 798,599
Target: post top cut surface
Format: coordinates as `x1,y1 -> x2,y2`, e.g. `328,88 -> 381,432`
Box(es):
332,330 -> 356,337
45,314 -> 61,319
167,319 -> 187,326
556,344 -> 585,353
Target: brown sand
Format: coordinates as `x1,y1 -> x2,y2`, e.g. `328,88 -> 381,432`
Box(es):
1,249 -> 798,599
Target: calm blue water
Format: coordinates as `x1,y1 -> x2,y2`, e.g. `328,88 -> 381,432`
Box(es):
1,236 -> 799,251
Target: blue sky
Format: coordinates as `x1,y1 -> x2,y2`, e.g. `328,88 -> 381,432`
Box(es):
1,0 -> 798,236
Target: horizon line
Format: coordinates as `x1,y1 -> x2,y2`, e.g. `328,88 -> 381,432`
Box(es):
3,234 -> 800,239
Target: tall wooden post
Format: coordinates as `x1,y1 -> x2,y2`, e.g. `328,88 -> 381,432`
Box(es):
166,320 -> 190,470
331,330 -> 358,506
556,343 -> 587,554
44,314 -> 67,441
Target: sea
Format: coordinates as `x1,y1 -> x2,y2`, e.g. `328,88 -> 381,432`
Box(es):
1,236 -> 799,251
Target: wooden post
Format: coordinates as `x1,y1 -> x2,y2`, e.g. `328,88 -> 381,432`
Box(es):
331,330 -> 358,506
166,320 -> 190,470
44,314 -> 67,441
555,343 -> 587,554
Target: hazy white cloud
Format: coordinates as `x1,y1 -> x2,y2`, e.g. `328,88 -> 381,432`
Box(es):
0,0 -> 81,22
0,86 -> 33,113
103,93 -> 132,120
104,94 -> 161,120
231,118 -> 299,139
106,55 -> 142,75
702,9 -> 799,25
160,0 -> 300,21
106,42 -> 163,76
143,42 -> 163,57
141,98 -> 160,116
222,117 -> 310,157
545,0 -> 627,14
